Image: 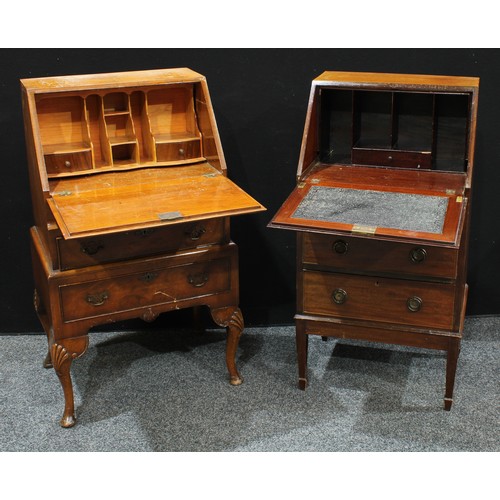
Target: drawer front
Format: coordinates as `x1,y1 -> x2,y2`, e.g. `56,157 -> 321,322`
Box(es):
60,257 -> 231,322
57,218 -> 225,270
44,151 -> 92,175
302,270 -> 455,329
155,140 -> 202,162
302,233 -> 458,280
352,148 -> 432,169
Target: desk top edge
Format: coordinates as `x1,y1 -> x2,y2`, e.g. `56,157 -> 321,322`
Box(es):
314,71 -> 479,89
20,67 -> 205,93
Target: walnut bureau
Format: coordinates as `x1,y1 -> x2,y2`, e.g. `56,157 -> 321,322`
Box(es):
269,71 -> 479,410
21,68 -> 265,427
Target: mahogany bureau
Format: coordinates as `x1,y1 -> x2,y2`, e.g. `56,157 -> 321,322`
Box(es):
270,71 -> 479,410
21,68 -> 265,427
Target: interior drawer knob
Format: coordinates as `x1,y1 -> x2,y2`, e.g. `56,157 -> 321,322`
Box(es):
332,240 -> 348,254
332,288 -> 347,305
410,247 -> 427,263
407,296 -> 423,312
64,160 -> 72,168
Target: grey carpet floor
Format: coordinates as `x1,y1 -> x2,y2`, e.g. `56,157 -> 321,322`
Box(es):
0,316 -> 498,452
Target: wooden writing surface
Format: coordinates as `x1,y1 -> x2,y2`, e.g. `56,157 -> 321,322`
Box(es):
48,163 -> 265,239
270,176 -> 465,245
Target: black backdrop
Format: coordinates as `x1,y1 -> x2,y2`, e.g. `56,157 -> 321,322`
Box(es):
2,48 -> 499,334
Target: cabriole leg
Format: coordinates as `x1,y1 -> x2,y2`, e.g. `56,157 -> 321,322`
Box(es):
210,306 -> 244,385
43,348 -> 53,369
49,335 -> 89,427
33,288 -> 53,369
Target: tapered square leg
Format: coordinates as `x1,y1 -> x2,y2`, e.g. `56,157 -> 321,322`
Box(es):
444,337 -> 461,411
296,321 -> 308,390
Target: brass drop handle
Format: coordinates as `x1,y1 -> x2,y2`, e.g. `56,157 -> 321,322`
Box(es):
80,240 -> 104,255
332,288 -> 347,305
86,291 -> 109,307
333,240 -> 348,255
188,273 -> 208,287
410,247 -> 427,263
187,225 -> 206,241
407,296 -> 422,312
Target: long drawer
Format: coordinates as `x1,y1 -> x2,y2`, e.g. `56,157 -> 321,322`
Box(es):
301,270 -> 455,330
60,256 -> 231,322
57,218 -> 225,270
302,232 -> 458,280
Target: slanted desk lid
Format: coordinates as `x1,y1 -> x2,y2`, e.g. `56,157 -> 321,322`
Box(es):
269,175 -> 466,245
48,163 -> 265,239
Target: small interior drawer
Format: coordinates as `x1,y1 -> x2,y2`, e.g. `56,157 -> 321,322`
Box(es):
302,233 -> 458,280
155,139 -> 202,162
60,256 -> 231,322
57,218 -> 225,270
352,148 -> 432,169
301,270 -> 455,330
44,150 -> 92,175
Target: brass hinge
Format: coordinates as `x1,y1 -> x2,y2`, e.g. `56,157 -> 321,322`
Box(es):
158,211 -> 183,220
351,224 -> 377,235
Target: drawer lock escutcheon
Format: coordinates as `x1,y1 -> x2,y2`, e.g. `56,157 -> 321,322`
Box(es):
188,273 -> 209,287
136,228 -> 155,237
332,288 -> 347,305
407,296 -> 423,312
332,240 -> 348,255
86,291 -> 109,307
140,272 -> 159,283
410,247 -> 427,263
